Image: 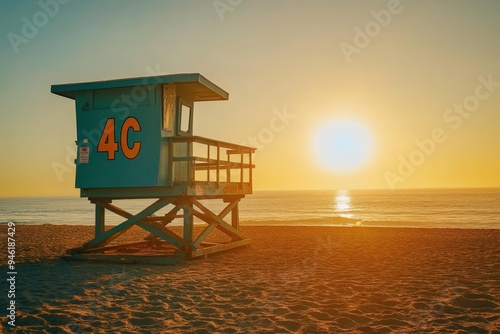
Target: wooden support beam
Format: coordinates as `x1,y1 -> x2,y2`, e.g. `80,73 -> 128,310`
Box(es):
192,221 -> 218,249
136,222 -> 187,249
192,209 -> 211,222
231,202 -> 239,232
83,197 -> 171,249
183,199 -> 194,245
141,206 -> 181,226
95,200 -> 133,219
66,253 -> 184,265
161,205 -> 182,226
95,202 -> 105,237
190,239 -> 251,258
223,195 -> 244,203
215,219 -> 245,241
193,200 -> 246,241
74,241 -> 150,254
219,198 -> 240,219
190,198 -> 241,247
96,201 -> 183,244
95,200 -> 183,244
94,200 -> 179,226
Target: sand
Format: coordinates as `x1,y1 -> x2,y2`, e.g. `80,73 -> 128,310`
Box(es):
1,224 -> 499,333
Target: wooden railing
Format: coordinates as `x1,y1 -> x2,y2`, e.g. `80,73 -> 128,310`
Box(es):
168,136 -> 255,188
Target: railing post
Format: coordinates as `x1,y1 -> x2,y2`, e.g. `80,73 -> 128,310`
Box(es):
240,149 -> 244,188
227,152 -> 231,183
187,140 -> 193,184
216,143 -> 220,186
207,143 -> 210,182
167,139 -> 173,186
249,150 -> 253,186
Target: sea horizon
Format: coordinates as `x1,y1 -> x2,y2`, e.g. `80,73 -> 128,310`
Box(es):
2,188 -> 499,229
2,186 -> 500,198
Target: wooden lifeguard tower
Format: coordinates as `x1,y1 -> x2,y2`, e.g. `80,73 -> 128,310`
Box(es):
51,73 -> 255,264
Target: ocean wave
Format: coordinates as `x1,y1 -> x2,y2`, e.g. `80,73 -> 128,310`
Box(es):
240,218 -> 500,229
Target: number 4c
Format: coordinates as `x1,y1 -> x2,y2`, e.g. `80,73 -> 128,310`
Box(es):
98,117 -> 141,160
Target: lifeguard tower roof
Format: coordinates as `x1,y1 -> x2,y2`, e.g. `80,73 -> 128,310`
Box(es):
51,73 -> 229,101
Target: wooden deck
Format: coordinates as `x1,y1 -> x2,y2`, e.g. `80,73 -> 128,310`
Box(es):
81,136 -> 255,199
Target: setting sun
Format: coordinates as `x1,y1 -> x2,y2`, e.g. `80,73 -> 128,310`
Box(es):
312,119 -> 373,172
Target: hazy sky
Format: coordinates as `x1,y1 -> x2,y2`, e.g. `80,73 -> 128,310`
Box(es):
1,0 -> 500,196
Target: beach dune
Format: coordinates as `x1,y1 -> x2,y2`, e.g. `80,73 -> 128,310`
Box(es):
1,224 -> 499,333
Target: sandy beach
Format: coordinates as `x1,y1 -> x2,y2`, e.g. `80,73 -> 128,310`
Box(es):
1,224 -> 499,333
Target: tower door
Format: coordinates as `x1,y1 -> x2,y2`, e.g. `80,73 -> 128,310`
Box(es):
172,97 -> 194,183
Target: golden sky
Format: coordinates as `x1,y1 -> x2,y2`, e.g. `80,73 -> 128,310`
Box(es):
1,0 -> 500,196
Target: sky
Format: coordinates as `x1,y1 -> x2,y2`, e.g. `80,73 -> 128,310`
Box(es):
1,0 -> 500,196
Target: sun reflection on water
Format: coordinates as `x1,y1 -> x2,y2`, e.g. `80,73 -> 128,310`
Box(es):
335,190 -> 353,218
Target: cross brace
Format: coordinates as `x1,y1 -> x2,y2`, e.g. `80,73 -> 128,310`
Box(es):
67,196 -> 250,263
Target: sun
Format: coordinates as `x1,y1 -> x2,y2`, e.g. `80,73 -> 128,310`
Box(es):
312,119 -> 373,172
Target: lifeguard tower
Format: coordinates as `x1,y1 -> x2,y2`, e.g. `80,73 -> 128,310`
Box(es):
51,73 -> 255,264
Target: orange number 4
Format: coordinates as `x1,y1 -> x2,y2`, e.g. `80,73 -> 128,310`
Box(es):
98,119 -> 119,159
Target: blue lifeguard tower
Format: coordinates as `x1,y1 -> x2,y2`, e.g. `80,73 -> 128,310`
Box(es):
51,73 -> 255,264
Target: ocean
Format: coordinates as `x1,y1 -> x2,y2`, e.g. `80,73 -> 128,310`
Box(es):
1,189 -> 499,229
